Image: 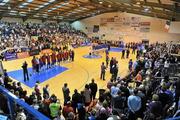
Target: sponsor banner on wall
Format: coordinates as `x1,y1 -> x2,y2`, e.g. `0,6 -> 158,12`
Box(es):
140,22 -> 151,32
4,53 -> 17,60
29,49 -> 40,56
107,17 -> 114,22
17,52 -> 29,59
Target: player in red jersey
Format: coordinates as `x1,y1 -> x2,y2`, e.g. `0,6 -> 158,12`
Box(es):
31,56 -> 36,73
42,54 -> 47,70
39,56 -> 43,71
51,52 -> 56,67
65,50 -> 68,61
46,54 -> 51,69
57,52 -> 61,65
62,51 -> 65,62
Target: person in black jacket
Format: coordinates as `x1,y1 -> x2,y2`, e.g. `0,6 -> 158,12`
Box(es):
89,79 -> 98,100
175,79 -> 180,111
112,64 -> 118,80
110,57 -> 114,74
22,61 -> 29,81
72,89 -> 81,113
126,49 -> 130,58
71,50 -> 75,61
121,49 -> 125,59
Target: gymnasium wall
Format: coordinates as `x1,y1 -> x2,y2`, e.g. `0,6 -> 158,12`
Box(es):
169,22 -> 180,34
71,12 -> 180,43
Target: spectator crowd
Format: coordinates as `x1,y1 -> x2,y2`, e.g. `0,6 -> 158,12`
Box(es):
0,27 -> 179,120
0,22 -> 89,52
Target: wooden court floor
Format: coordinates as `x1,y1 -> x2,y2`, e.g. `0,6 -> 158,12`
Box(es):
2,46 -> 136,101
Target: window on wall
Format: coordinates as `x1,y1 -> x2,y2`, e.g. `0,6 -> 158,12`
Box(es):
93,25 -> 99,33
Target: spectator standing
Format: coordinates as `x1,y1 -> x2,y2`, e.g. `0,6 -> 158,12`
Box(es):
43,84 -> 50,98
175,79 -> 180,111
16,107 -> 26,120
62,83 -> 70,105
148,94 -> 163,119
49,98 -> 61,119
127,89 -> 142,120
0,74 -> 4,86
72,89 -> 81,113
111,64 -> 118,80
106,54 -> 109,68
100,62 -> 106,80
83,84 -> 91,106
110,57 -> 114,74
89,79 -> 98,100
22,61 -> 29,81
62,101 -> 74,118
164,59 -> 170,75
128,59 -> 133,72
35,57 -> 40,73
126,49 -> 130,58
121,49 -> 125,59
71,50 -> 75,61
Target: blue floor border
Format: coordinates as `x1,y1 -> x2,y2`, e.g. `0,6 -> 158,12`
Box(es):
8,66 -> 68,88
109,47 -> 124,52
83,54 -> 102,59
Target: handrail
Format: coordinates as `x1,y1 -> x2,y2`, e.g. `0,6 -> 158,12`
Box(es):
166,116 -> 180,120
0,86 -> 50,120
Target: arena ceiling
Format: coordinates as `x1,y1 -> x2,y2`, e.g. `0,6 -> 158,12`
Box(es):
0,0 -> 179,22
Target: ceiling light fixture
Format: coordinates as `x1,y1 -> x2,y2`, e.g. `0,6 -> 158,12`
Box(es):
144,7 -> 149,12
136,2 -> 140,5
99,1 -> 103,4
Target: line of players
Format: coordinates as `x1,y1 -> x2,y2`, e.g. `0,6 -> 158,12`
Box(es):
31,50 -> 75,73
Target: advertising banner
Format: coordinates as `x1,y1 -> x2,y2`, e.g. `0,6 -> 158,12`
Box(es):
17,52 -> 29,59
29,49 -> 40,56
41,49 -> 53,54
4,53 -> 17,60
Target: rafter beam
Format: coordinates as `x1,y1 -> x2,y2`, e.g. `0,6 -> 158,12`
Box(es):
41,1 -> 108,21
23,0 -> 64,21
158,0 -> 162,4
91,0 -> 175,11
0,0 -> 26,19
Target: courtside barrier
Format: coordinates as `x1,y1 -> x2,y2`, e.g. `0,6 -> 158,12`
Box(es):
166,116 -> 180,120
41,49 -> 53,54
0,86 -> 50,120
4,52 -> 17,61
17,52 -> 29,59
29,49 -> 40,56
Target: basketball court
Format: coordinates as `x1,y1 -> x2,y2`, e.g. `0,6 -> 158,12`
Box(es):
2,46 -> 136,101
